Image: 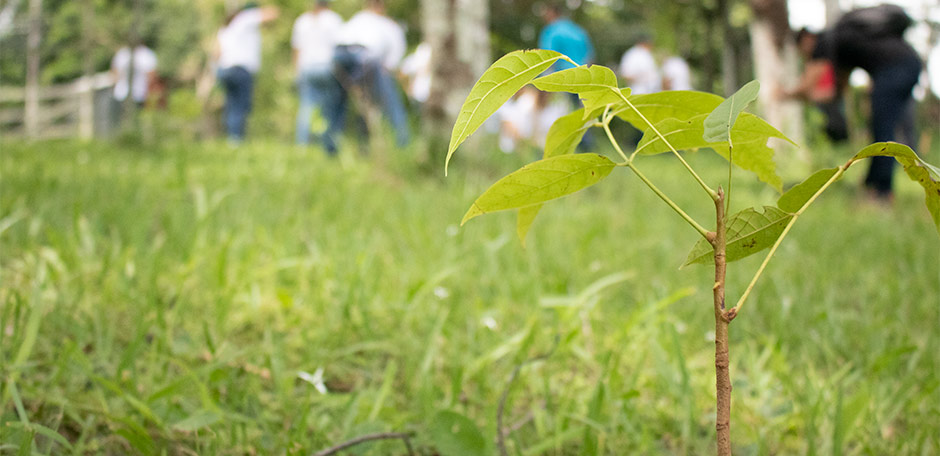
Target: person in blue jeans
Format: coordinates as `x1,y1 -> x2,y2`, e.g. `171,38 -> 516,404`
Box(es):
812,5 -> 922,202
332,0 -> 409,148
214,3 -> 278,142
292,1 -> 345,154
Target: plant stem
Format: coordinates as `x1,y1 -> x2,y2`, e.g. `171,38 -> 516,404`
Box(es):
732,162 -> 851,314
612,90 -> 719,201
601,119 -> 711,239
713,188 -> 732,456
629,163 -> 711,239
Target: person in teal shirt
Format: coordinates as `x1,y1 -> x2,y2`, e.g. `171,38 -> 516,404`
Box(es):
538,4 -> 594,73
538,3 -> 595,149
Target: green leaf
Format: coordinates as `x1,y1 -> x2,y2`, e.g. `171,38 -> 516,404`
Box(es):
544,108 -> 593,158
531,64 -> 618,93
172,409 -> 221,432
446,49 -> 565,174
428,410 -> 489,456
683,206 -> 792,267
516,204 -> 542,246
777,168 -> 840,213
852,142 -> 940,234
462,154 -> 616,225
515,108 -> 596,246
614,90 -> 724,128
532,65 -> 628,119
636,113 -> 787,191
703,80 -> 761,143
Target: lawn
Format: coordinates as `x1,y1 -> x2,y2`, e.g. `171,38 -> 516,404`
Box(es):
1,137 -> 938,455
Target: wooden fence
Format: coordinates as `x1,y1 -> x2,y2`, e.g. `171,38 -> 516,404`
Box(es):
0,72 -> 114,140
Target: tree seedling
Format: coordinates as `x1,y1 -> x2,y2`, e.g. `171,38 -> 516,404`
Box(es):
445,49 -> 940,455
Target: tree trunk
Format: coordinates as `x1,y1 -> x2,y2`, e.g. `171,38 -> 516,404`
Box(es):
78,0 -> 95,139
823,0 -> 841,26
749,0 -> 806,163
421,0 -> 489,169
717,0 -> 737,96
24,0 -> 42,138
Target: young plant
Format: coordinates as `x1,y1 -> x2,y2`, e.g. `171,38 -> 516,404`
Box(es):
445,49 -> 940,455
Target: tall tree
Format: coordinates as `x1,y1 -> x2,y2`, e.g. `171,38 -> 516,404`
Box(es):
420,0 -> 490,165
24,0 -> 41,137
749,0 -> 805,161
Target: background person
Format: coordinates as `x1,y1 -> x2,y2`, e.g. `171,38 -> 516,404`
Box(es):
110,41 -> 157,125
661,55 -> 692,91
618,34 -> 660,95
332,0 -> 409,148
292,0 -> 344,154
214,2 -> 279,143
781,28 -> 848,142
814,5 -> 922,201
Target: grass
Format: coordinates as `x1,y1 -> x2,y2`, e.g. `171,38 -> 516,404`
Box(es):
1,136 -> 938,455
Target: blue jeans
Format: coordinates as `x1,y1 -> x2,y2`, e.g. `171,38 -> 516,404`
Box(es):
333,46 -> 409,147
865,56 -> 921,196
296,68 -> 346,155
217,66 -> 254,141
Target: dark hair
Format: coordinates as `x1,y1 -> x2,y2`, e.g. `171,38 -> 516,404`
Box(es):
794,27 -> 816,43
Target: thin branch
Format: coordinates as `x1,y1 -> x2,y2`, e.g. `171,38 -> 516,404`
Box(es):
610,89 -> 719,200
497,337 -> 559,456
313,432 -> 415,456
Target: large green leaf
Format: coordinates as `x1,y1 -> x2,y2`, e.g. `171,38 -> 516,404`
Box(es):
531,64 -> 618,93
636,113 -> 787,191
852,142 -> 940,234
516,108 -> 597,245
462,154 -> 616,225
703,80 -> 760,143
533,65 -> 629,119
777,167 -> 840,213
445,49 -> 564,174
614,91 -> 724,129
683,206 -> 792,267
428,410 -> 489,456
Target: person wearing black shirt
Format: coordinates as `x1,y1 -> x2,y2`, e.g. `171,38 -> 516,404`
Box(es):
811,6 -> 922,201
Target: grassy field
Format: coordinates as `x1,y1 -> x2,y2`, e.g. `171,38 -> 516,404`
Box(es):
1,137 -> 938,455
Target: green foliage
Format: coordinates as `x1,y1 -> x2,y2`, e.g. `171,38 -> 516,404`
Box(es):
446,49 -> 566,174
683,206 -> 792,267
427,410 -> 489,456
853,143 -> 940,232
461,154 -> 616,225
635,113 -> 788,191
702,80 -> 760,143
1,140 -> 938,453
777,168 -> 840,213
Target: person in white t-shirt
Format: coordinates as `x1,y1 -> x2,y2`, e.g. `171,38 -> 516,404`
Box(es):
332,0 -> 409,147
111,43 -> 157,105
618,35 -> 660,95
662,56 -> 693,91
110,42 -> 157,126
214,3 -> 279,142
292,0 -> 344,153
400,42 -> 432,106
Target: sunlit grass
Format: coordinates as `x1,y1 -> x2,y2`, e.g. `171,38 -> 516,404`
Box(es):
1,137 -> 937,454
